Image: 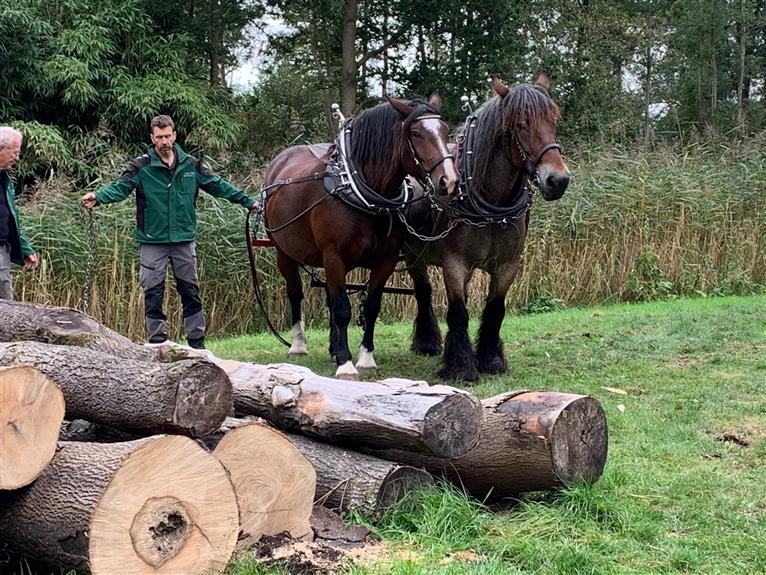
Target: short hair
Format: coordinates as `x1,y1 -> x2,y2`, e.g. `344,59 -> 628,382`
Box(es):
150,115 -> 175,131
0,127 -> 23,149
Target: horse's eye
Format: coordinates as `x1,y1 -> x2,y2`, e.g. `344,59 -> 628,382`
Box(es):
516,122 -> 528,131
411,131 -> 422,139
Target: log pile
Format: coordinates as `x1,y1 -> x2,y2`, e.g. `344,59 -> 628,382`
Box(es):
0,300 -> 609,574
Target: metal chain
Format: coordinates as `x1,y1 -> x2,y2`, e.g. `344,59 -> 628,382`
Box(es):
396,209 -> 460,241
80,207 -> 96,313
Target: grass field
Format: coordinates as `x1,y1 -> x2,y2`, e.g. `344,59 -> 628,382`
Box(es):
216,294 -> 766,575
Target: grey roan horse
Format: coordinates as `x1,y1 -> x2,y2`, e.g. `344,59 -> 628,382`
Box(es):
403,73 -> 570,382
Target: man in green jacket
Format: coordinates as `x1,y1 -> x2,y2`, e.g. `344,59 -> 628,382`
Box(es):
0,127 -> 39,300
80,115 -> 258,349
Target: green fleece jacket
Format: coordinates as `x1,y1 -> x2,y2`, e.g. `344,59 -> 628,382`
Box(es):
0,171 -> 36,265
95,144 -> 254,244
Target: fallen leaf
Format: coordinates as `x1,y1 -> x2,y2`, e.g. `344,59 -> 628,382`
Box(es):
617,404 -> 626,413
601,386 -> 628,395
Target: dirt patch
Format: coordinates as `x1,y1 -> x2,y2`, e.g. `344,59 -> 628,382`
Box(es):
250,533 -> 347,575
710,419 -> 766,448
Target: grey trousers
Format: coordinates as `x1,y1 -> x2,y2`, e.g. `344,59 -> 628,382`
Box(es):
0,244 -> 12,300
139,241 -> 205,343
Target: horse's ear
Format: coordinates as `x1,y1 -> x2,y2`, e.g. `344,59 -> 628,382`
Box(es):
490,75 -> 509,98
533,70 -> 551,91
388,97 -> 415,118
427,92 -> 443,112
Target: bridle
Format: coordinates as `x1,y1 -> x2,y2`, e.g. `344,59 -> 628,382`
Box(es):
513,131 -> 562,186
405,113 -> 455,196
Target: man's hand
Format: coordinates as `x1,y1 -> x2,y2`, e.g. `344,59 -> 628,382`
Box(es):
80,192 -> 97,210
24,253 -> 39,270
249,201 -> 263,213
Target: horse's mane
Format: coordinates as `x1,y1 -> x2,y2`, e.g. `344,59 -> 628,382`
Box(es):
350,99 -> 438,190
459,84 -> 560,195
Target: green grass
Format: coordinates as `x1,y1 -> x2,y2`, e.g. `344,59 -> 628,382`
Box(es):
217,294 -> 766,575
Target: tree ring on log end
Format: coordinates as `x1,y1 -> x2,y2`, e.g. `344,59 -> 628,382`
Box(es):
0,366 -> 65,489
129,496 -> 191,568
550,396 -> 609,485
89,435 -> 239,575
422,392 -> 482,457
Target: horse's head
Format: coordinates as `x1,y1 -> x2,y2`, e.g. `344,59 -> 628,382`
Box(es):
493,73 -> 570,201
389,93 -> 459,197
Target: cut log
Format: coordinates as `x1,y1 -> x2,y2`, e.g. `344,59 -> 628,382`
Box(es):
0,366 -> 65,490
0,299 -> 201,362
0,436 -> 239,575
0,342 -> 232,437
216,361 -> 482,458
199,418 -> 315,548
285,431 -> 433,515
372,391 -> 609,498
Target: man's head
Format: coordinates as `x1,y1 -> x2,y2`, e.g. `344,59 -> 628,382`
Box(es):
150,115 -> 176,154
0,127 -> 23,171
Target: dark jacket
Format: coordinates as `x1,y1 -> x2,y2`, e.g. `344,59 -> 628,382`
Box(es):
0,171 -> 36,265
94,144 -> 254,244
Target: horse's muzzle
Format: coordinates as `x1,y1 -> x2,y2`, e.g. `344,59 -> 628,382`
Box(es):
539,168 -> 570,201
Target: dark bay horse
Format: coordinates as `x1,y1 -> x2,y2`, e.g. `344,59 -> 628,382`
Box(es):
264,94 -> 458,379
403,73 -> 570,382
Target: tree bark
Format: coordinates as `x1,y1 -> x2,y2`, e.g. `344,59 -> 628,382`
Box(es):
285,431 -> 433,516
199,418 -> 315,548
0,436 -> 239,575
218,360 -> 482,458
0,342 -> 232,437
0,300 -> 158,361
341,0 -> 359,115
0,366 -> 65,490
372,391 -> 609,498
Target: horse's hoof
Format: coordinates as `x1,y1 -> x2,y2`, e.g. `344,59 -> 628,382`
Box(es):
335,360 -> 359,380
355,346 -> 378,372
478,356 -> 507,375
438,363 -> 478,383
288,345 -> 309,356
411,341 -> 442,356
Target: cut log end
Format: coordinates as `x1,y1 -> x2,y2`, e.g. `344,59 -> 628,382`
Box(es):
212,422 -> 315,548
89,435 -> 239,575
422,392 -> 482,458
550,396 -> 609,485
0,366 -> 65,490
171,362 -> 233,437
377,466 -> 434,509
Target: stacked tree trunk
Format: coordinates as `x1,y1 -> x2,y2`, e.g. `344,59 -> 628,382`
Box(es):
0,300 -> 610,574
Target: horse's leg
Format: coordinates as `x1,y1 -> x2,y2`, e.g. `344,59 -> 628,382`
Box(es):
324,286 -> 337,360
409,262 -> 442,356
439,261 -> 478,382
276,251 -> 308,356
356,257 -> 398,372
475,262 -> 521,374
324,255 -> 357,379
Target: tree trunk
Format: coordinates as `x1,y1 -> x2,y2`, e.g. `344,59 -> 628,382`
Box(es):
0,300 -> 159,361
372,391 -> 609,498
285,431 -> 433,515
0,366 -> 65,490
0,342 -> 232,437
737,0 -> 748,133
219,360 -> 482,458
0,436 -> 238,575
341,0 -> 359,115
199,418 -> 315,548
643,44 -> 653,147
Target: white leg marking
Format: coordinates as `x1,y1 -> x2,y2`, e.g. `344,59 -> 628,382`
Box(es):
355,345 -> 378,371
335,360 -> 359,380
288,320 -> 308,356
